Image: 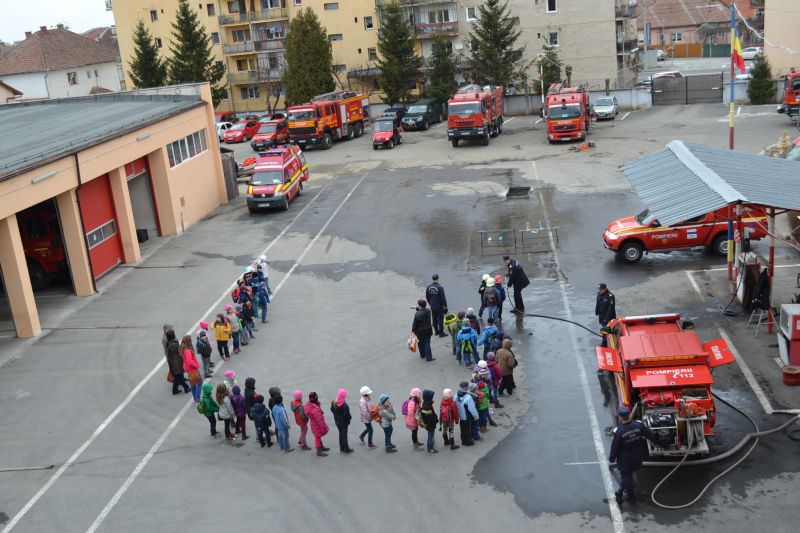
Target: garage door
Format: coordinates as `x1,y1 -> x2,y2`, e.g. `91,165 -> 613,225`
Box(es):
79,174 -> 123,279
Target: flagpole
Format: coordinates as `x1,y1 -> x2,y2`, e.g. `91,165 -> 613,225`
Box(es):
728,2 -> 736,150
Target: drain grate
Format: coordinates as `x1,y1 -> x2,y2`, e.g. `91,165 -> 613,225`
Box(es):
506,186 -> 531,198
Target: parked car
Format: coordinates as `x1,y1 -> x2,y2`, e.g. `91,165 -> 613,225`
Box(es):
382,106 -> 406,128
216,121 -> 233,142
593,96 -> 619,119
741,47 -> 763,61
735,65 -> 754,80
402,99 -> 443,130
259,112 -> 286,123
223,120 -> 260,143
250,119 -> 289,151
242,114 -> 261,121
372,117 -> 402,149
214,111 -> 238,124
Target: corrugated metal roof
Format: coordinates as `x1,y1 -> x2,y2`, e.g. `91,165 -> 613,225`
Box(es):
623,141 -> 800,226
0,93 -> 204,181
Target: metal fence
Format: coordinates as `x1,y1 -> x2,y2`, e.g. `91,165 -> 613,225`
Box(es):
479,224 -> 559,256
653,73 -> 723,106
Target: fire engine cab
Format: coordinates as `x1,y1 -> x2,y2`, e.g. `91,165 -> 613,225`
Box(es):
545,84 -> 591,142
287,90 -> 368,150
597,314 -> 735,457
777,70 -> 800,118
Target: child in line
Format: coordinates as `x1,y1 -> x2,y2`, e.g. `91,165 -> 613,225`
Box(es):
235,305 -> 249,347
291,390 -> 311,450
216,383 -> 235,441
305,392 -> 330,456
478,318 -> 499,360
473,371 -> 494,432
439,388 -> 460,451
195,327 -> 214,378
199,383 -> 219,438
256,280 -> 270,323
404,388 -> 423,450
249,394 -> 273,448
468,383 -> 483,441
419,390 -> 439,454
213,313 -> 231,360
377,394 -> 397,453
486,353 -> 505,408
465,307 -> 481,335
358,386 -> 377,449
271,393 -> 293,452
456,321 -> 478,367
223,370 -> 238,393
446,311 -> 465,360
230,385 -> 248,440
456,381 -> 478,446
225,304 -> 242,354
241,302 -> 256,339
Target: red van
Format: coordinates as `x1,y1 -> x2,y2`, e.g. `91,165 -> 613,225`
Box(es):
246,146 -> 309,212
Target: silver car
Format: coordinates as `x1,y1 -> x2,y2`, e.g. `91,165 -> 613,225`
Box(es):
593,96 -> 619,120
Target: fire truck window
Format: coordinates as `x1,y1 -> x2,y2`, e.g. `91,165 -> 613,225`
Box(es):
25,219 -> 47,238
792,79 -> 800,91
679,215 -> 706,225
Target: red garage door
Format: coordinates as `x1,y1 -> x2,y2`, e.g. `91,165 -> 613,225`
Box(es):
79,174 -> 123,279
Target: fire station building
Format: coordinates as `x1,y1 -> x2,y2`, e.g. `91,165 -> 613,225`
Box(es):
0,83 -> 227,338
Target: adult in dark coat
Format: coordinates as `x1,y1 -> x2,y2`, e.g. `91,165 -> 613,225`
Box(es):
412,299 -> 435,362
425,274 -> 448,337
609,407 -> 655,504
595,283 -> 616,348
503,255 -> 530,313
165,329 -> 190,395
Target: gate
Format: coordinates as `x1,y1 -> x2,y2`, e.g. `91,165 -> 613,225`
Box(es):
652,73 -> 723,105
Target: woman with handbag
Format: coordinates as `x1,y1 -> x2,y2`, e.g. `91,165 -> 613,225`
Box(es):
180,335 -> 203,402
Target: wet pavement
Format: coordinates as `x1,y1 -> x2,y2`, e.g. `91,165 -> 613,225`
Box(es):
1,107 -> 799,532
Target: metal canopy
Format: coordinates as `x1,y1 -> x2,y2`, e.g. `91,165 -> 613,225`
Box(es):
623,141 -> 800,226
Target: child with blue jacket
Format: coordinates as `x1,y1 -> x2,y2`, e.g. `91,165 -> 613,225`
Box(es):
456,322 -> 479,367
271,394 -> 293,452
478,318 -> 499,360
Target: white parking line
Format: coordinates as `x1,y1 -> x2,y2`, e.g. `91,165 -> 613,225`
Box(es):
718,328 -> 775,415
84,174 -> 368,533
685,271 -> 704,299
535,118 -> 543,124
504,116 -> 517,124
533,161 -> 625,533
620,112 -> 630,121
432,123 -> 445,128
0,180 -> 338,533
737,106 -> 742,116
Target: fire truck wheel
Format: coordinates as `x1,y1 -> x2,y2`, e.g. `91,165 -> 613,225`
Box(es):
710,233 -> 728,256
451,139 -> 459,147
297,182 -> 303,196
387,140 -> 395,149
482,132 -> 490,146
354,122 -> 364,137
281,198 -> 290,211
618,241 -> 644,264
321,133 -> 333,150
373,144 -> 378,150
27,262 -> 50,291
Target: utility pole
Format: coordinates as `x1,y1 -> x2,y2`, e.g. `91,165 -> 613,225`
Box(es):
643,0 -> 648,54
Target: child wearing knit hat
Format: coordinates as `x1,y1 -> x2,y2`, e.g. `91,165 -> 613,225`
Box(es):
439,389 -> 460,451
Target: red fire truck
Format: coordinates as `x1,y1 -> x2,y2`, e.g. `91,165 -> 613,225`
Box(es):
777,70 -> 800,119
597,313 -> 735,457
447,85 -> 504,147
287,91 -> 368,150
545,84 -> 591,142
18,202 -> 67,290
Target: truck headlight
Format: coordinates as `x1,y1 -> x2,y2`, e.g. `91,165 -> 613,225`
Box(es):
605,231 -> 620,241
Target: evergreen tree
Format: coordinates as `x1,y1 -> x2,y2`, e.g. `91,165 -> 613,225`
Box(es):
747,53 -> 776,105
167,0 -> 226,105
128,19 -> 167,88
426,36 -> 458,104
284,8 -> 335,105
376,2 -> 419,104
469,0 -> 522,86
538,42 -> 562,94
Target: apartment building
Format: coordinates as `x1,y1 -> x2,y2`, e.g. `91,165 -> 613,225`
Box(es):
506,0 -> 636,89
764,0 -> 799,77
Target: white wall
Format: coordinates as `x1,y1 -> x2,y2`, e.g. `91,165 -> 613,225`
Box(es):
1,72 -> 49,100
45,61 -> 122,98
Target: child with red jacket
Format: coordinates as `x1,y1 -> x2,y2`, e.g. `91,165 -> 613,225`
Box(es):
439,388 -> 460,451
291,390 -> 311,450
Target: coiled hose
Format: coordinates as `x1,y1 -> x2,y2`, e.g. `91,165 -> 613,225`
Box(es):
643,392 -> 800,510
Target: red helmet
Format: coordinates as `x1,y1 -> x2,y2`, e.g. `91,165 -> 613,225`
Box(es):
494,275 -> 504,285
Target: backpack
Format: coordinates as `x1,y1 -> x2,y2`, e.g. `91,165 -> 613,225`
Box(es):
196,401 -> 206,415
461,337 -> 476,354
231,287 -> 240,303
485,286 -> 498,305
196,337 -> 212,357
401,399 -> 410,416
415,408 -> 426,429
370,404 -> 381,423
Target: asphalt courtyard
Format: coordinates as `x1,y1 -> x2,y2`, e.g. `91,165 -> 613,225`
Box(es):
1,103 -> 799,533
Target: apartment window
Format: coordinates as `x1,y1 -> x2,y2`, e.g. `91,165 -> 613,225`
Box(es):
85,220 -> 118,250
268,55 -> 280,69
155,37 -> 163,48
328,33 -> 343,41
548,32 -> 559,46
150,9 -> 158,22
219,88 -> 229,100
671,31 -> 682,42
67,71 -> 78,85
240,86 -> 260,99
333,64 -> 346,74
210,32 -> 220,44
167,130 -> 209,168
215,60 -> 224,71
294,0 -> 301,4
368,47 -> 377,61
206,3 -> 215,15
262,0 -> 281,8
324,2 -> 339,10
428,9 -> 450,23
546,0 -> 557,13
232,29 -> 251,42
466,7 -> 477,21
364,16 -> 373,30
236,58 -> 255,70
227,1 -> 241,13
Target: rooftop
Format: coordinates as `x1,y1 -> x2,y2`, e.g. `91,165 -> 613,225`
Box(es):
0,92 -> 205,181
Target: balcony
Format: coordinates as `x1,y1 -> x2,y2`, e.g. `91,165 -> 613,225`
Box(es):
227,69 -> 284,85
254,38 -> 286,52
223,42 -> 254,54
616,38 -> 638,53
415,21 -> 459,39
218,8 -> 289,26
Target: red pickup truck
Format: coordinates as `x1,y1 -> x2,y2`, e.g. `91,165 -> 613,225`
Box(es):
603,206 -> 767,263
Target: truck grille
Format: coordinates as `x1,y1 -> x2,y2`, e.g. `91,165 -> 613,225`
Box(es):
289,127 -> 316,135
553,124 -> 577,131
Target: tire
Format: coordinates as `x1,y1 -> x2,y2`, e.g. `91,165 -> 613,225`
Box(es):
387,140 -> 394,149
710,233 -> 728,256
27,262 -> 50,291
248,207 -> 257,214
482,132 -> 490,146
354,122 -> 364,138
373,144 -> 378,150
497,120 -> 503,135
422,120 -> 429,131
281,198 -> 289,211
321,133 -> 333,150
618,241 -> 644,264
451,139 -> 459,147
297,182 -> 303,196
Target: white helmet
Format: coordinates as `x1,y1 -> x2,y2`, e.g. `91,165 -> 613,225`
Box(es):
360,386 -> 372,396
259,255 -> 267,262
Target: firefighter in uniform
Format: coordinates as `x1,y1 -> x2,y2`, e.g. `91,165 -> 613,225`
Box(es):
609,407 -> 654,504
425,274 -> 448,337
595,283 -> 616,347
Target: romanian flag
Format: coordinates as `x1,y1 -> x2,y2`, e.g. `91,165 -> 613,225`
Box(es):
732,32 -> 747,74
